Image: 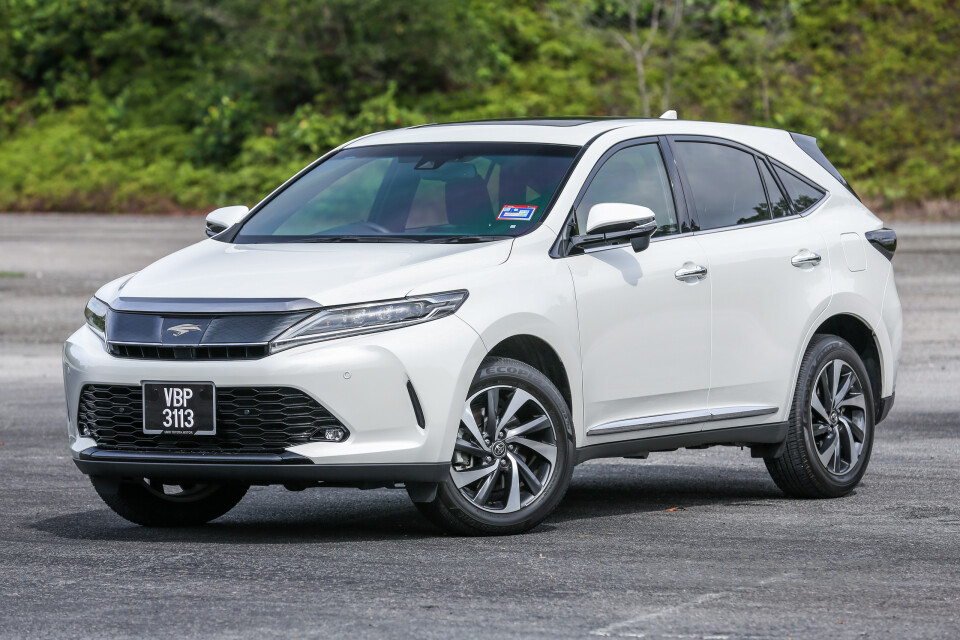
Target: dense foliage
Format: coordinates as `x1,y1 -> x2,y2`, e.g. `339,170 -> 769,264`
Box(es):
0,0 -> 956,213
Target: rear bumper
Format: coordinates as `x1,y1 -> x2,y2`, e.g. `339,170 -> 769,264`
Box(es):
74,448 -> 449,485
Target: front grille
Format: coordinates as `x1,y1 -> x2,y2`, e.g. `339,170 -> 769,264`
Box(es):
109,344 -> 269,360
104,310 -> 313,360
78,385 -> 345,454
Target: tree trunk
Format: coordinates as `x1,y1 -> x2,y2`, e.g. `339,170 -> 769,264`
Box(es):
662,0 -> 684,113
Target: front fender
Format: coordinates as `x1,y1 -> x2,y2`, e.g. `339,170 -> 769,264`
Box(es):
453,258 -> 585,444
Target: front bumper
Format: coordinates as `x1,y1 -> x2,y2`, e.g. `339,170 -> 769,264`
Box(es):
63,314 -> 487,468
74,448 -> 449,485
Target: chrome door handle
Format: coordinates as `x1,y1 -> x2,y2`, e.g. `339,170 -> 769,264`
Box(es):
791,250 -> 822,267
675,264 -> 708,280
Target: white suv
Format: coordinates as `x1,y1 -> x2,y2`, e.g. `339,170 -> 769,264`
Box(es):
64,118 -> 902,535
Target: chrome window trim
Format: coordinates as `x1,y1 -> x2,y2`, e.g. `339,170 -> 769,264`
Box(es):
690,193 -> 831,236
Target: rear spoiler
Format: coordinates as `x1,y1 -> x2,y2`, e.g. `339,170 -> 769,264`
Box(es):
789,132 -> 860,201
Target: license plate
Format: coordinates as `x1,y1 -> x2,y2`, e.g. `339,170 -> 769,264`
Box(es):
142,382 -> 216,435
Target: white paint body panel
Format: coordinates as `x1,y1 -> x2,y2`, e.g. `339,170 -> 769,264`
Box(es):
567,237 -> 711,441
63,119 -> 902,469
695,214 -> 832,425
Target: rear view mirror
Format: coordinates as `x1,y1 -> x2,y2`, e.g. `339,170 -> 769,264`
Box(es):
572,203 -> 658,253
205,205 -> 249,238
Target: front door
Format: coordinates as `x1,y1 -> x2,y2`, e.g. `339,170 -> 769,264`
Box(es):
566,140 -> 712,440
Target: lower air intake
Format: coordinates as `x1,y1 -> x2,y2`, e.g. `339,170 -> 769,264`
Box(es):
78,385 -> 347,454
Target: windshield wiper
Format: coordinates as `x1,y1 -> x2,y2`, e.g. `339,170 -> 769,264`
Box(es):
422,235 -> 512,244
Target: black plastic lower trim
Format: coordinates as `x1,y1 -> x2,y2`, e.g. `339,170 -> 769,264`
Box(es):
575,421 -> 789,464
877,393 -> 895,423
75,448 -> 450,485
79,448 -> 311,464
406,380 -> 426,429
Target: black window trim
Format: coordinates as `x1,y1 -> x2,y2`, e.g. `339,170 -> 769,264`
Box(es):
756,155 -> 790,217
550,135 -> 693,258
754,155 -> 774,220
756,155 -> 799,220
664,134 -> 831,236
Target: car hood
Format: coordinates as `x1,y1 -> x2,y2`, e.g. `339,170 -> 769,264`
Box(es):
106,239 -> 514,308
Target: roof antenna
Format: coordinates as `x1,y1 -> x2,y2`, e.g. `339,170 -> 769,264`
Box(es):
659,110 -> 678,120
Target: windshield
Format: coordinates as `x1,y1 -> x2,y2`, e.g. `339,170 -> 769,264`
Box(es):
232,142 -> 579,243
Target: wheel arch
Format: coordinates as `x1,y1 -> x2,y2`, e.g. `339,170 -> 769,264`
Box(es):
486,334 -> 573,414
810,313 -> 883,421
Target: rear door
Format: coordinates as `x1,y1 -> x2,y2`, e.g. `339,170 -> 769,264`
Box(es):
669,137 -> 832,427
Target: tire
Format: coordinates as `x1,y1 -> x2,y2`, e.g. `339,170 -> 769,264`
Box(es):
92,478 -> 249,526
765,335 -> 875,498
411,357 -> 574,536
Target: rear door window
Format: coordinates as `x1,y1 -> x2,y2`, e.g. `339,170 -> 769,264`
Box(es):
673,142 -> 770,230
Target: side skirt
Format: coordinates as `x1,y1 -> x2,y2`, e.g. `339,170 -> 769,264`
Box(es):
575,421 -> 789,465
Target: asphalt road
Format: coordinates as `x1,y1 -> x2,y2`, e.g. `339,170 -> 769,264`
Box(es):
1,214 -> 958,639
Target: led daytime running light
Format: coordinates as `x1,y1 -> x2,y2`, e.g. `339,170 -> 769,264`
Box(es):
270,290 -> 468,352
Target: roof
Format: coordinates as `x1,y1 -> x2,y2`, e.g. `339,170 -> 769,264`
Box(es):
342,116 -> 795,150
339,117 -> 851,198
344,118 -> 656,147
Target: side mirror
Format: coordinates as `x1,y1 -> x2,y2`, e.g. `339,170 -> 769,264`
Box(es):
205,205 -> 249,237
572,203 -> 658,253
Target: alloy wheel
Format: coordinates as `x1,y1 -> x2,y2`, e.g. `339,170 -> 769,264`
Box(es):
809,359 -> 868,476
451,385 -> 558,513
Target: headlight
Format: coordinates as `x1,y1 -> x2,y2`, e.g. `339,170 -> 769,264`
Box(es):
84,296 -> 108,339
270,290 -> 468,352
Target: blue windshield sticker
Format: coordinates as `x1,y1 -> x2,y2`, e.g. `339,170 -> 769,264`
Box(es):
498,205 -> 537,221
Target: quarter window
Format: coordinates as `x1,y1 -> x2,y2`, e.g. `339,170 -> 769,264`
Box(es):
773,165 -> 826,213
576,143 -> 679,237
673,142 -> 770,230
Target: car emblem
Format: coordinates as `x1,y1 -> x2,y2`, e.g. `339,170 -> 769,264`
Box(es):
166,323 -> 202,337
492,441 -> 507,457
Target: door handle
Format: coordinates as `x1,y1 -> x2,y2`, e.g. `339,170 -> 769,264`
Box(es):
675,264 -> 708,281
791,250 -> 822,267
